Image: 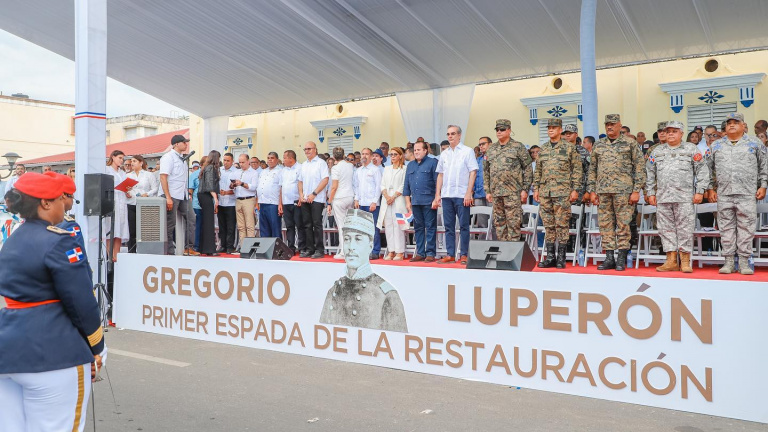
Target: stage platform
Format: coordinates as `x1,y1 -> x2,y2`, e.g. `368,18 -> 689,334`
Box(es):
114,252 -> 768,424
208,251 -> 767,282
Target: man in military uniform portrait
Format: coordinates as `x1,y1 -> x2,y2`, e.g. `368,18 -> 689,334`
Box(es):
320,209 -> 408,332
708,112 -> 768,275
588,114 -> 646,271
483,119 -> 533,241
645,121 -> 710,273
534,119 -> 582,269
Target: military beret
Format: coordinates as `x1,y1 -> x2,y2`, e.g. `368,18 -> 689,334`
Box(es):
657,121 -> 668,131
495,119 -> 511,129
665,120 -> 684,131
43,171 -> 76,194
13,172 -> 64,200
547,118 -> 562,127
343,209 -> 375,238
604,114 -> 620,124
725,112 -> 745,123
563,124 -> 578,133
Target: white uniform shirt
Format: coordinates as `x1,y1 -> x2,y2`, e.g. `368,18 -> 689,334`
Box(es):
354,163 -> 383,206
298,156 -> 330,203
158,150 -> 189,200
331,161 -> 355,200
257,166 -> 282,205
697,141 -> 709,154
280,162 -> 302,204
126,170 -> 158,205
436,142 -> 479,198
233,167 -> 259,198
219,165 -> 238,207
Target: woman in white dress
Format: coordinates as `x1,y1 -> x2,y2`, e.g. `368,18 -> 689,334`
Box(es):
105,150 -> 130,262
126,155 -> 158,253
377,147 -> 408,260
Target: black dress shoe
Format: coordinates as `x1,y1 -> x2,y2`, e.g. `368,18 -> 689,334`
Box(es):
370,253 -> 379,260
300,251 -> 311,258
227,248 -> 237,254
216,247 -> 225,254
311,251 -> 325,259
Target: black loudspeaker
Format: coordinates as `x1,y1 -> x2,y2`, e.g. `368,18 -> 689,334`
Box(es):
466,240 -> 536,271
240,237 -> 293,260
83,174 -> 114,217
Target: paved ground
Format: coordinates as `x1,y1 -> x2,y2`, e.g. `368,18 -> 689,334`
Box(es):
69,328 -> 766,432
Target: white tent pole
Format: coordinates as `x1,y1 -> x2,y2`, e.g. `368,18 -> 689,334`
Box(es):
74,0 -> 108,271
580,0 -> 598,139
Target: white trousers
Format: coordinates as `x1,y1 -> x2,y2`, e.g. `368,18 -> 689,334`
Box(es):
332,196 -> 355,255
384,206 -> 406,253
0,363 -> 91,432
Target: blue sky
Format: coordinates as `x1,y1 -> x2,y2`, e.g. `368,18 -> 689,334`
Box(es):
0,29 -> 187,118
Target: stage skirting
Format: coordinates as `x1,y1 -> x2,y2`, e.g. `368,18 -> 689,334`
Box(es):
114,253 -> 768,423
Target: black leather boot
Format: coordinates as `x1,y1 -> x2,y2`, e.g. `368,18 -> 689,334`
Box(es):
556,244 -> 567,269
598,250 -> 615,270
615,249 -> 628,271
538,243 -> 557,268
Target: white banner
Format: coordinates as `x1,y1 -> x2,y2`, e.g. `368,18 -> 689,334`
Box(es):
114,254 -> 768,423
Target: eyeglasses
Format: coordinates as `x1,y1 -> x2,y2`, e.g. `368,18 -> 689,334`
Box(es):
388,153 -> 398,157
495,128 -> 508,132
447,132 -> 459,136
346,157 -> 355,162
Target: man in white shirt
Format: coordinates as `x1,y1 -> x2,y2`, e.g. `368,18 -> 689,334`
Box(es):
231,153 -> 259,241
159,135 -> 195,255
279,150 -> 304,254
218,153 -> 238,253
379,142 -> 392,167
354,148 -> 383,260
297,141 -> 330,259
433,125 -> 478,264
328,146 -> 356,259
2,164 -> 25,197
257,152 -> 283,238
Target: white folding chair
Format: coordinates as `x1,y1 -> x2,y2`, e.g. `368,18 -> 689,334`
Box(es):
521,204 -> 540,260
469,206 -> 493,240
322,212 -> 340,256
568,204 -> 584,266
634,204 -> 664,268
753,203 -> 768,266
583,204 -> 605,265
692,202 -> 722,268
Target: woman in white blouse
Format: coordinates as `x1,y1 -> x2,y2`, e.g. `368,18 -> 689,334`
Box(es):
126,155 -> 158,253
377,147 -> 408,260
105,150 -> 130,262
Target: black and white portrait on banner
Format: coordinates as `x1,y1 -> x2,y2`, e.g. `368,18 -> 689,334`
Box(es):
320,209 -> 408,332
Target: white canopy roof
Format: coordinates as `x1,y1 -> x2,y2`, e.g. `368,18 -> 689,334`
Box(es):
1,0 -> 766,118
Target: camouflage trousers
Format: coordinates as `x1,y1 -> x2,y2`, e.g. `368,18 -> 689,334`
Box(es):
492,195 -> 522,241
656,202 -> 695,253
540,195 -> 571,243
597,193 -> 633,250
717,195 -> 756,257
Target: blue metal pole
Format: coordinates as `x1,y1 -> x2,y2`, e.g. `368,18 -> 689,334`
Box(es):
580,0 -> 598,139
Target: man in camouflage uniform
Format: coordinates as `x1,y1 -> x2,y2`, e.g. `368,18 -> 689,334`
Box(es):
588,114 -> 646,271
645,121 -> 710,273
484,119 -> 533,241
708,112 -> 768,275
534,119 -> 583,269
646,121 -> 669,159
564,124 -> 590,201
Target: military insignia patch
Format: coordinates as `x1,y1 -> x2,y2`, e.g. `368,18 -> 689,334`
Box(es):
66,247 -> 84,263
70,226 -> 81,237
648,155 -> 655,165
46,226 -> 71,235
693,153 -> 703,162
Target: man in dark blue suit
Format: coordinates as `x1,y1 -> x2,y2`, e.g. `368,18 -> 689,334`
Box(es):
403,141 -> 439,262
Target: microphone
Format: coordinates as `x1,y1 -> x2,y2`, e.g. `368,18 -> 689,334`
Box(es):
74,198 -> 81,204
181,150 -> 196,162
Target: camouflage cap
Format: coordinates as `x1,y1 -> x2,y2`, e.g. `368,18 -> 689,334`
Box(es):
657,121 -> 668,131
547,118 -> 562,127
665,120 -> 684,130
563,124 -> 578,134
343,209 -> 375,238
495,119 -> 511,129
604,114 -> 620,124
724,112 -> 745,123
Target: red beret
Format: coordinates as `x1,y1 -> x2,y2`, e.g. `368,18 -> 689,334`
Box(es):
44,171 -> 76,194
13,172 -> 64,200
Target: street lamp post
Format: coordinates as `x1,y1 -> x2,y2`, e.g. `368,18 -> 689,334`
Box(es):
1,152 -> 22,180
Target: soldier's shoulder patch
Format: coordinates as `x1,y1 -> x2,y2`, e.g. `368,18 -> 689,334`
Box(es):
648,155 -> 655,165
63,214 -> 75,222
65,247 -> 84,263
47,226 -> 72,235
693,152 -> 703,162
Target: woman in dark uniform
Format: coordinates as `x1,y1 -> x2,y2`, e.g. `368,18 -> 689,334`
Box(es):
0,172 -> 104,432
